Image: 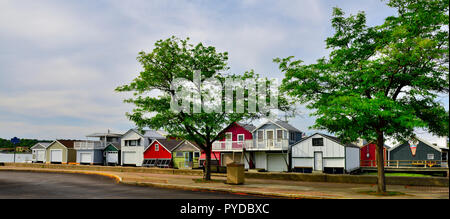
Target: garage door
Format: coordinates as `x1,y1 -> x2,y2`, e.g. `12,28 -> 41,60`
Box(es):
80,153 -> 92,164
50,150 -> 63,163
36,150 -> 45,162
122,152 -> 135,165
267,154 -> 287,172
106,151 -> 118,164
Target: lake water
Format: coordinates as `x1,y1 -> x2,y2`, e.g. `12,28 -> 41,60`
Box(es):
0,153 -> 33,163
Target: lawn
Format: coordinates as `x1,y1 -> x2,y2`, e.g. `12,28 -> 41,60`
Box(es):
361,172 -> 434,177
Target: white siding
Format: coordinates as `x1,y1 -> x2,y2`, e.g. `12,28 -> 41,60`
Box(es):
291,133 -> 358,172
323,158 -> 344,168
345,147 -> 360,172
292,158 -> 313,167
120,130 -> 148,166
254,152 -> 267,169
267,154 -> 288,172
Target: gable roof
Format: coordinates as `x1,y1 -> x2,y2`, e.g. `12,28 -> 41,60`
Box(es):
147,138 -> 184,152
292,133 -> 359,148
106,142 -> 121,150
252,119 -> 302,133
274,120 -> 302,132
360,142 -> 391,149
388,137 -> 442,152
30,142 -> 51,149
48,140 -> 77,149
236,122 -> 256,133
172,140 -> 201,152
123,128 -> 166,139
86,132 -> 123,138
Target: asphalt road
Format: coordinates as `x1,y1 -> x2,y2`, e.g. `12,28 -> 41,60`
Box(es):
0,171 -> 270,199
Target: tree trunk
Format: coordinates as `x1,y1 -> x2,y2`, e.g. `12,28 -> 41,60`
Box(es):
375,130 -> 386,193
203,143 -> 212,181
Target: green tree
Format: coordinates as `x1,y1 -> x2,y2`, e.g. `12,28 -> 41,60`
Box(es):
277,0 -> 449,193
117,36 -> 289,180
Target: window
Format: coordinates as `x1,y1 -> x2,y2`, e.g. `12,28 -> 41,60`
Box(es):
176,152 -> 184,157
155,144 -> 159,151
312,138 -> 324,146
427,154 -> 434,160
237,134 -> 245,142
277,130 -> 283,141
225,132 -> 232,141
290,132 -> 295,141
258,130 -> 264,141
194,152 -> 200,158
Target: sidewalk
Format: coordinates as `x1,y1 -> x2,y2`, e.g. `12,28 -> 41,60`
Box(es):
1,166 -> 448,199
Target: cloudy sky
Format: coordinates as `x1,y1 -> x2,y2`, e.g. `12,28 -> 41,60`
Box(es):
0,0 -> 447,143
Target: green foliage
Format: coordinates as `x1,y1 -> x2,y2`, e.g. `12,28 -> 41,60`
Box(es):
116,36 -> 289,148
277,0 -> 449,144
0,138 -> 52,148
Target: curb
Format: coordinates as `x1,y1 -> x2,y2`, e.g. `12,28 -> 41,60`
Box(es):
0,167 -> 332,199
0,168 -> 122,183
120,181 -> 333,199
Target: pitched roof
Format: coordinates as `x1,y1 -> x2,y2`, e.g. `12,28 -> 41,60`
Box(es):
152,138 -> 184,152
55,140 -> 77,149
274,120 -> 302,132
236,122 -> 256,133
134,129 -> 166,139
123,129 -> 167,139
86,132 -> 123,138
292,133 -> 359,148
30,142 -> 51,149
252,119 -> 302,133
106,142 -> 121,150
388,137 -> 442,152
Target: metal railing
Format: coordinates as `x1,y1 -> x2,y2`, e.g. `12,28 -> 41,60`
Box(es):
212,140 -> 253,151
252,139 -> 289,150
361,160 -> 449,168
74,141 -> 104,150
212,139 -> 289,151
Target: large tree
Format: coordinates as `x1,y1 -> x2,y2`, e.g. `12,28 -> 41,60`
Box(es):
117,36 -> 289,180
277,0 -> 449,193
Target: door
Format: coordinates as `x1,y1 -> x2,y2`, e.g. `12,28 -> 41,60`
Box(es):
50,150 -> 63,163
267,154 -> 287,172
107,151 -> 118,164
122,152 -> 135,165
314,152 -> 323,171
225,132 -> 232,150
266,130 -> 274,148
36,150 -> 45,162
80,152 -> 92,164
184,152 -> 193,168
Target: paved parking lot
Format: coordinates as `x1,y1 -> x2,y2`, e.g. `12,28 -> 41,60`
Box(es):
0,171 -> 270,199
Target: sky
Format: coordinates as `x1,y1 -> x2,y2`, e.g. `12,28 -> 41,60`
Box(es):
0,0 -> 448,145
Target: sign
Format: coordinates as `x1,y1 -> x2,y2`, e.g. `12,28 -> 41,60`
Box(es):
409,139 -> 419,157
10,137 -> 20,145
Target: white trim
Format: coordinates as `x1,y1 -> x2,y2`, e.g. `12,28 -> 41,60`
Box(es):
276,129 -> 283,141
251,119 -> 288,133
50,149 -> 63,163
172,140 -> 201,152
265,129 -> 275,147
388,136 -> 442,153
225,132 -> 233,141
257,130 -> 264,142
237,134 -> 245,142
